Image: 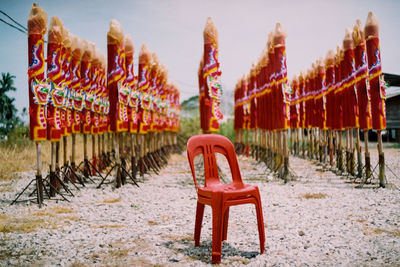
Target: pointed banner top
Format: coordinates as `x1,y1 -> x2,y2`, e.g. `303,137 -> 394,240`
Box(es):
48,16 -> 63,44
273,22 -> 287,46
28,3 -> 48,35
203,17 -> 218,45
364,11 -> 379,38
124,34 -> 134,56
343,27 -> 354,50
139,44 -> 151,64
107,19 -> 124,45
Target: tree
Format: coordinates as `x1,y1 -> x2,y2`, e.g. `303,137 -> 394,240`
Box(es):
0,72 -> 19,137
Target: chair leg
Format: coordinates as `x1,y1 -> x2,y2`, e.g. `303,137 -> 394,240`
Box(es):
255,198 -> 266,254
194,201 -> 205,247
222,207 -> 229,241
211,204 -> 223,264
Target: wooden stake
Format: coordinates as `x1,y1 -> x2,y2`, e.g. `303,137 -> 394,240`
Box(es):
283,130 -> 289,183
356,129 -> 363,178
35,142 -> 43,207
364,130 -> 371,179
349,129 -> 355,176
377,130 -> 385,187
50,142 -> 57,197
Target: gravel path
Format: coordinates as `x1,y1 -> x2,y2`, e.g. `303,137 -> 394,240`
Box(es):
1,148 -> 399,266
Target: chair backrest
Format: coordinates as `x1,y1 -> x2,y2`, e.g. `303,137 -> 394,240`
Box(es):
187,134 -> 243,189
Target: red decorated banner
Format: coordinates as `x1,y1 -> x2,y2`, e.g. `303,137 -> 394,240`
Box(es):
137,45 -> 152,134
28,4 -> 48,142
46,19 -> 64,142
70,37 -> 83,134
81,46 -> 92,134
28,33 -> 48,141
354,38 -> 372,130
366,37 -> 386,130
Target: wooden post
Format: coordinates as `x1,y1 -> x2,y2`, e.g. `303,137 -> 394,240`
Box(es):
349,129 -> 355,176
92,134 -> 96,175
329,130 -> 334,167
345,129 -> 350,173
35,142 -> 43,207
364,130 -> 371,179
62,136 -> 68,182
50,142 -> 57,197
71,134 -> 76,183
338,130 -> 343,172
308,129 -> 313,159
83,134 -> 90,179
377,130 -> 385,187
283,130 -> 289,183
302,128 -> 305,158
97,135 -> 101,169
356,129 -> 363,178
55,142 -> 60,190
63,136 -> 67,168
115,133 -> 122,188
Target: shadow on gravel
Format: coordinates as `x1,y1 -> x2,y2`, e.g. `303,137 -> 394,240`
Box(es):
162,237 -> 259,264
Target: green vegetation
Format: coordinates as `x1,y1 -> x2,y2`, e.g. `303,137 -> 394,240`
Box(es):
178,116 -> 234,144
0,73 -> 26,139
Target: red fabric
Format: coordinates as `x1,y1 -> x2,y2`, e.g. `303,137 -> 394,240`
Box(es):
46,42 -> 63,141
354,43 -> 372,130
342,48 -> 359,128
366,37 -> 386,130
325,64 -> 335,129
28,33 -> 47,141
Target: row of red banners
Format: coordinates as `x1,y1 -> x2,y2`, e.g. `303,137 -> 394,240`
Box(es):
234,23 -> 290,132
28,4 -> 181,142
234,13 -> 386,132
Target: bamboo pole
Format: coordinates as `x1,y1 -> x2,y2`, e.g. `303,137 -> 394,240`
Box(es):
329,130 -> 334,167
283,130 -> 289,183
345,129 -> 350,173
349,129 -> 355,176
92,135 -> 96,175
50,142 -> 57,197
115,133 -> 122,187
71,134 -> 76,183
356,129 -> 363,178
364,130 -> 371,179
338,130 -> 343,173
377,130 -> 385,187
36,142 -> 43,207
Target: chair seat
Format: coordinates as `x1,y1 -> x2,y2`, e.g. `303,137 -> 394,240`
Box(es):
198,183 -> 258,200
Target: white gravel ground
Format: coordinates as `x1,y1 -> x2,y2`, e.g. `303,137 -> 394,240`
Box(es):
0,148 -> 399,266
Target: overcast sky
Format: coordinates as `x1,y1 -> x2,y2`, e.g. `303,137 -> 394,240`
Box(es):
1,0 -> 399,115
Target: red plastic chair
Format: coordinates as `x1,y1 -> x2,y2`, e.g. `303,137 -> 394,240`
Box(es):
186,134 -> 265,264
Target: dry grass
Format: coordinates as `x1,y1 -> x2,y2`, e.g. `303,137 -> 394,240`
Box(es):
69,262 -> 87,267
33,206 -> 75,216
0,183 -> 12,192
99,197 -> 121,204
299,193 -> 328,199
147,220 -> 158,226
63,215 -> 80,221
164,234 -> 193,241
90,224 -> 124,229
0,135 -> 89,181
363,226 -> 400,237
108,248 -> 129,257
0,213 -> 56,233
